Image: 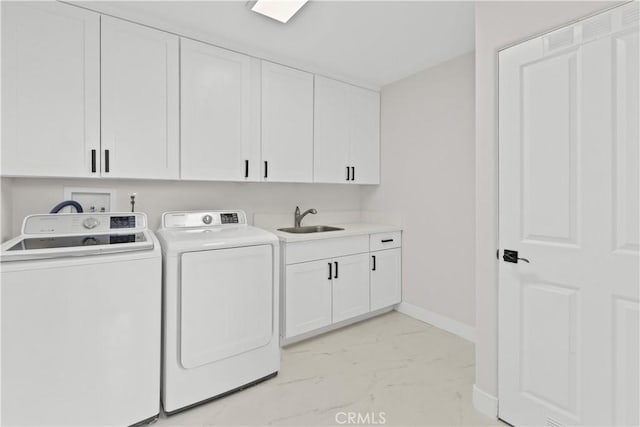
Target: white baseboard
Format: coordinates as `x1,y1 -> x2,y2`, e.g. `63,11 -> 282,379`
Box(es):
472,384 -> 498,419
395,302 -> 476,343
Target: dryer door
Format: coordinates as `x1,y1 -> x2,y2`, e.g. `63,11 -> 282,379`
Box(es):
180,244 -> 273,369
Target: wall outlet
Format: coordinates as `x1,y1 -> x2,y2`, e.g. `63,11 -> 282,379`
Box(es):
63,187 -> 116,213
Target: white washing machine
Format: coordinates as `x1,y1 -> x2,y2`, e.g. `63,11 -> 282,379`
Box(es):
0,212 -> 162,426
156,210 -> 280,414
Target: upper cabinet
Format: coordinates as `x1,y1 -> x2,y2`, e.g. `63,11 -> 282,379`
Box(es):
101,17 -> 179,179
313,77 -> 350,183
1,4 -> 381,184
180,39 -> 261,182
349,87 -> 381,184
1,2 -> 100,177
314,76 -> 380,184
261,61 -> 314,183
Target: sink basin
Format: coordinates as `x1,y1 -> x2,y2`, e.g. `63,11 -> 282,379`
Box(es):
277,225 -> 344,234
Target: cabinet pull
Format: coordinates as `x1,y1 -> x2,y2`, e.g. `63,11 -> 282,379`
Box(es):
244,160 -> 249,178
104,150 -> 110,173
328,263 -> 332,280
372,255 -> 376,271
264,161 -> 268,179
381,239 -> 394,243
91,149 -> 96,173
346,166 -> 350,181
334,261 -> 338,279
351,166 -> 355,181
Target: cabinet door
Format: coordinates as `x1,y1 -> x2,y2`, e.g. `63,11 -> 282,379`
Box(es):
181,39 -> 260,181
101,17 -> 179,179
1,2 -> 99,177
285,260 -> 332,338
314,76 -> 351,183
350,86 -> 380,184
370,248 -> 402,311
332,253 -> 370,323
261,61 -> 313,182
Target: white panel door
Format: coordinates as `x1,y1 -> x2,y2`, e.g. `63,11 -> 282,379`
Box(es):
498,4 -> 639,426
285,259 -> 332,338
181,39 -> 260,181
370,248 -> 402,311
180,245 -> 273,369
1,2 -> 99,177
332,253 -> 370,323
349,86 -> 380,184
261,61 -> 314,182
314,76 -> 351,183
101,17 -> 179,179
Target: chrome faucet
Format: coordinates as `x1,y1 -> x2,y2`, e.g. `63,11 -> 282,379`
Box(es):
294,206 -> 317,228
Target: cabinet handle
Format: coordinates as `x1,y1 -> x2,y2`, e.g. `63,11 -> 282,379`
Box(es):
91,149 -> 96,173
372,255 -> 376,271
351,166 -> 355,181
245,160 -> 249,178
346,166 -> 350,181
104,149 -> 110,173
334,261 -> 338,279
264,161 -> 268,179
381,239 -> 394,243
328,263 -> 332,280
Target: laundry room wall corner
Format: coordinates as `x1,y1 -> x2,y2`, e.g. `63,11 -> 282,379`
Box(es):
361,52 -> 476,331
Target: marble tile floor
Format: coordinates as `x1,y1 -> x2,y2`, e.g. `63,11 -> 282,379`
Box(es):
155,311 -> 503,427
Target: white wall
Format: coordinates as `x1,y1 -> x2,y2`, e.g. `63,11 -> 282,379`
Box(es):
0,178 -> 362,239
1,178 -> 13,241
474,0 -> 621,409
361,52 -> 476,329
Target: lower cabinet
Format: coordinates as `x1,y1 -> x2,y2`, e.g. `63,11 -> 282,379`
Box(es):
332,253 -> 370,323
282,232 -> 402,342
285,253 -> 370,337
370,248 -> 402,311
285,260 -> 332,337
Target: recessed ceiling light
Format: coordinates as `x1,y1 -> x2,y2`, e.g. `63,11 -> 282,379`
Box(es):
248,0 -> 309,24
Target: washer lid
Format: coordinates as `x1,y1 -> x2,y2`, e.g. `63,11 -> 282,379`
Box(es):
1,230 -> 155,262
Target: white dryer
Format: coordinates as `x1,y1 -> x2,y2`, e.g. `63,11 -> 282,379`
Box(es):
156,210 -> 280,414
1,212 -> 161,426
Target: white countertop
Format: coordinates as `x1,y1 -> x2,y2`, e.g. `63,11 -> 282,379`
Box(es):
267,222 -> 402,243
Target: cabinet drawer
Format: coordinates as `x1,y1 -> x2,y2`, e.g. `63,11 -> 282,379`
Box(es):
285,235 -> 369,264
370,232 -> 402,251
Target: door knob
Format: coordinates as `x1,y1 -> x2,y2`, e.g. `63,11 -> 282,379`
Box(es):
503,249 -> 530,264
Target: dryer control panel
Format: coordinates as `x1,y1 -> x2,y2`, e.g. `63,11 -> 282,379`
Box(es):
162,211 -> 247,229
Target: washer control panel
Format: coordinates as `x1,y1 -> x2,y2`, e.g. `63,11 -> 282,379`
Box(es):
220,212 -> 239,224
22,213 -> 147,235
162,210 -> 247,229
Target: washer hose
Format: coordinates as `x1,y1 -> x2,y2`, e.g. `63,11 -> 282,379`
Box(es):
49,200 -> 84,214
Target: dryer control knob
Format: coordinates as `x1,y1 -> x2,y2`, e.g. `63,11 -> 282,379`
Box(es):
202,214 -> 213,225
83,217 -> 100,229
